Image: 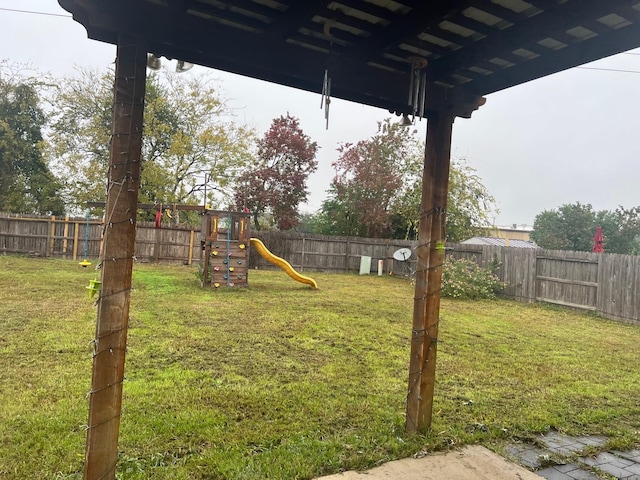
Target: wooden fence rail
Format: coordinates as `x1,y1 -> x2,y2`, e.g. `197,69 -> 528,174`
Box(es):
1,213 -> 638,324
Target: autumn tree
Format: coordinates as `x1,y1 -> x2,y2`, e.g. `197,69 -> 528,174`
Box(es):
310,119 -> 496,241
0,62 -> 64,214
235,114 -> 318,230
317,119 -> 419,238
47,67 -> 254,215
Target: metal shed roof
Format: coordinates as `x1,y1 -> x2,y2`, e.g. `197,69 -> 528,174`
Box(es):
461,236 -> 540,248
58,0 -> 640,116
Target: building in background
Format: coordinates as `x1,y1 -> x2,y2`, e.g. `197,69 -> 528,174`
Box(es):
461,225 -> 537,248
486,224 -> 534,242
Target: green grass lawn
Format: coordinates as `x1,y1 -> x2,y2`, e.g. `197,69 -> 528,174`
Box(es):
1,255 -> 640,479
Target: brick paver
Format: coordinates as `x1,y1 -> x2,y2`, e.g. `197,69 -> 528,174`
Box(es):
506,443 -> 550,469
507,432 -> 640,480
537,464 -> 600,480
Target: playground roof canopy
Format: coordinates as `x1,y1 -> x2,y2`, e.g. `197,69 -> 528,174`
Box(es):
58,0 -> 640,114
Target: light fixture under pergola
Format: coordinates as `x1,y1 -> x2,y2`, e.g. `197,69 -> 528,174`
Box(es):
146,53 -> 193,72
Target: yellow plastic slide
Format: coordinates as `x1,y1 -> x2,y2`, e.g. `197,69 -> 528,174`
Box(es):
250,238 -> 318,289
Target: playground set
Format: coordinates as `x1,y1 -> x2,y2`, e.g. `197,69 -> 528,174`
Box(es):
83,203 -> 316,291
199,209 -> 317,289
199,209 -> 250,288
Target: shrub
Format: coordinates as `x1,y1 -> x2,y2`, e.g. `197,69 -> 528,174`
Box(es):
441,256 -> 505,299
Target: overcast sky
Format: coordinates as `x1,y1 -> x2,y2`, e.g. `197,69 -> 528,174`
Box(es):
2,1 -> 640,227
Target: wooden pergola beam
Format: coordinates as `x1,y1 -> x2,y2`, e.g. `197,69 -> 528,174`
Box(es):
83,37 -> 147,480
431,0 -> 640,91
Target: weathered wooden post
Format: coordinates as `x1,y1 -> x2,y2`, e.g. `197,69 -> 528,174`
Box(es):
83,37 -> 146,480
405,110 -> 455,433
406,86 -> 485,434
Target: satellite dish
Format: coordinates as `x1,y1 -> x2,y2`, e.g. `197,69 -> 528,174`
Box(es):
393,247 -> 412,261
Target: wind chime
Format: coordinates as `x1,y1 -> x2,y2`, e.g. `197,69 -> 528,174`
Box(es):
405,56 -> 428,124
320,20 -> 335,130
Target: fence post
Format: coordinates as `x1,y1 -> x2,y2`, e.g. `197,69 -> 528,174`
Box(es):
188,229 -> 195,265
595,253 -> 604,316
301,237 -> 306,272
73,221 -> 80,260
154,227 -> 161,263
48,215 -> 56,257
62,216 -> 70,259
345,240 -> 350,272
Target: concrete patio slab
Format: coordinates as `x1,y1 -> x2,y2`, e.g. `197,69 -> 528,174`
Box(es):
315,445 -> 542,480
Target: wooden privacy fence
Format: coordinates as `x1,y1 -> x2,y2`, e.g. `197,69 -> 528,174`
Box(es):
1,213 -> 639,323
447,244 -> 640,324
247,230 -> 415,275
0,214 -> 104,259
0,213 -> 199,264
0,215 -> 414,271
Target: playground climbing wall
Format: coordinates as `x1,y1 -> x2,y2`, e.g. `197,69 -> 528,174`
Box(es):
200,210 -> 251,288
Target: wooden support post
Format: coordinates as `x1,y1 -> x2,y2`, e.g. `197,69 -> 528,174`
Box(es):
406,111 -> 455,434
83,38 -> 146,480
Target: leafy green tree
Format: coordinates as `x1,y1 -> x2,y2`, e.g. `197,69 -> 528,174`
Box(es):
595,207 -> 640,255
0,62 -> 64,214
530,209 -> 572,250
531,202 -> 598,251
140,72 -> 255,213
46,67 -> 113,210
390,157 -> 497,242
531,202 -> 640,254
311,185 -> 365,237
445,162 -> 498,242
235,114 -> 318,230
48,67 -> 255,216
608,206 -> 640,255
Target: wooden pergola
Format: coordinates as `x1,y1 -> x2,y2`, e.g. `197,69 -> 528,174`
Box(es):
58,1 -> 640,478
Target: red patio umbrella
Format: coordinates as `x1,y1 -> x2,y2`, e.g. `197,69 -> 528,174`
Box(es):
593,226 -> 604,253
